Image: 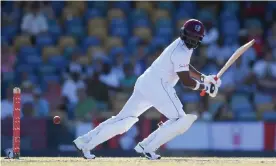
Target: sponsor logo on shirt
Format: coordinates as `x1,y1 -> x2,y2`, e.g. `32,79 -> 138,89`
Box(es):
179,64 -> 189,68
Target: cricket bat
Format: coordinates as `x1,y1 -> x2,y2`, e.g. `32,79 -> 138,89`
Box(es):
200,39 -> 255,96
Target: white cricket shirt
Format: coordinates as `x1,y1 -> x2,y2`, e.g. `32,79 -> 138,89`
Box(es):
137,38 -> 193,87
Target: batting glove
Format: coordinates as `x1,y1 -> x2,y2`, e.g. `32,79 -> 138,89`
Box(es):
201,74 -> 222,87
204,82 -> 219,98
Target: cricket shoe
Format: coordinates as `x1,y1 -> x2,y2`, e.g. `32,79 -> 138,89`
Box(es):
73,137 -> 96,159
134,143 -> 161,160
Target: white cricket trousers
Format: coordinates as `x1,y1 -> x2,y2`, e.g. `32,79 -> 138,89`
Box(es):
118,78 -> 185,119
80,77 -> 193,152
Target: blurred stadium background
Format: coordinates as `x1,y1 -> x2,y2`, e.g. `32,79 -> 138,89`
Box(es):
1,1 -> 276,157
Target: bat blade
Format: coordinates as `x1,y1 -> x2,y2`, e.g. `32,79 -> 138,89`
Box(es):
216,39 -> 255,78
200,39 -> 255,97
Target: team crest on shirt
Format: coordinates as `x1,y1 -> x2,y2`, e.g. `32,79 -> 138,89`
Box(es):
195,25 -> 201,32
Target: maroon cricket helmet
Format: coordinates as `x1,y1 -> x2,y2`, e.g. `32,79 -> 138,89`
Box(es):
180,19 -> 205,49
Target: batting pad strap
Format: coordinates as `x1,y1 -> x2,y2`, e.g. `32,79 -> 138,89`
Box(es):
193,80 -> 200,90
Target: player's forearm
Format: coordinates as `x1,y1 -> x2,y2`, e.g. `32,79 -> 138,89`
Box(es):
189,64 -> 202,80
177,71 -> 206,91
182,77 -> 206,91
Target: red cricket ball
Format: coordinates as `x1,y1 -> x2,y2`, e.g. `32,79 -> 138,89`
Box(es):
53,116 -> 61,124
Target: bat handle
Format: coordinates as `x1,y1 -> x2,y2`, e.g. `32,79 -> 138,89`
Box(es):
200,76 -> 218,97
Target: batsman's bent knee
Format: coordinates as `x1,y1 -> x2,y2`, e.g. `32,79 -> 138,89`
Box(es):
176,114 -> 197,134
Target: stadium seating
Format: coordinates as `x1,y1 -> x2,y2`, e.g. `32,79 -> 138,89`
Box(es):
231,94 -> 254,112
36,35 -> 55,50
263,112 -> 276,121
133,27 -> 152,42
107,8 -> 125,21
1,2 -> 275,121
14,35 -> 32,51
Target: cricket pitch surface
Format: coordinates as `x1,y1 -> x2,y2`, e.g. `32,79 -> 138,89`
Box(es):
1,157 -> 276,166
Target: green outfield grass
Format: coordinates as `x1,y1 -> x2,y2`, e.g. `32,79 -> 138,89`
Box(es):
1,157 -> 276,166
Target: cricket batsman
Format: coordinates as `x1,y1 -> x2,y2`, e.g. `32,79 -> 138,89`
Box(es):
73,19 -> 222,160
